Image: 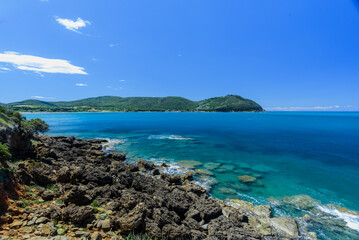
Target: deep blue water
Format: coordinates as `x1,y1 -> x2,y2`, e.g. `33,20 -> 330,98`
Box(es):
24,112 -> 359,239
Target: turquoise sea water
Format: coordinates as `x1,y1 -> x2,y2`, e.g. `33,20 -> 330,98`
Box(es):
24,112 -> 359,239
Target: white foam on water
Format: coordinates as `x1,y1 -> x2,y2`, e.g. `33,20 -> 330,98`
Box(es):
148,135 -> 194,140
317,205 -> 359,232
101,138 -> 125,152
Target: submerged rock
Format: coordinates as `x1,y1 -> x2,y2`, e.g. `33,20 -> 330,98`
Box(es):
216,187 -> 237,195
229,199 -> 271,218
220,164 -> 235,171
268,194 -> 321,210
238,175 -> 257,183
203,162 -> 221,170
177,160 -> 202,169
195,168 -> 214,176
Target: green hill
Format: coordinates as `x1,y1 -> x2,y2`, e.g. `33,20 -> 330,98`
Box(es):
6,95 -> 264,112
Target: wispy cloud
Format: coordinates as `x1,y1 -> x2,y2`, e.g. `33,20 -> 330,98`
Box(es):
265,105 -> 354,111
0,51 -> 87,74
107,85 -> 120,91
0,66 -> 10,71
31,96 -> 55,100
56,17 -> 90,33
119,80 -> 126,82
76,83 -> 88,87
109,43 -> 119,48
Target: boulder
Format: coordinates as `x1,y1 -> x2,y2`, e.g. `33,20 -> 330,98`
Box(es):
41,190 -> 55,201
269,218 -> 299,239
115,204 -> 145,232
138,159 -> 155,171
62,204 -> 94,223
10,220 -> 23,229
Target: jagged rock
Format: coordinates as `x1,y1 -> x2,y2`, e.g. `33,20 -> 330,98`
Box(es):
161,173 -> 182,184
100,219 -> 112,230
115,204 -> 145,232
91,232 -> 103,240
63,185 -> 91,205
269,218 -> 299,239
153,207 -> 181,228
35,217 -> 49,224
162,224 -> 192,239
182,180 -> 207,196
41,190 -> 55,201
138,159 -> 155,171
62,204 -> 94,223
10,220 -> 23,229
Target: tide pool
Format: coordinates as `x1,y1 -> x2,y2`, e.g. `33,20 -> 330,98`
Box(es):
24,112 -> 359,239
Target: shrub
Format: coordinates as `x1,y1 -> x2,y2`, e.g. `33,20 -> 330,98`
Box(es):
0,143 -> 12,164
22,118 -> 49,134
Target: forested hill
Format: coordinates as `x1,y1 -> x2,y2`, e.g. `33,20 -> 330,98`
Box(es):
6,95 -> 264,112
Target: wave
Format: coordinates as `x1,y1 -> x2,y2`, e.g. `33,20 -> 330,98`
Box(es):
317,205 -> 359,232
101,138 -> 125,151
148,135 -> 194,140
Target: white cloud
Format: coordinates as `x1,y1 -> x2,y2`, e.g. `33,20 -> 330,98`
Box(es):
56,17 -> 90,33
119,80 -> 126,82
109,43 -> 119,47
0,67 -> 10,71
32,96 -> 55,100
0,51 -> 87,74
76,83 -> 88,87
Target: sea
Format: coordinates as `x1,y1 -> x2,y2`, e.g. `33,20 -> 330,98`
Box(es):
24,112 -> 359,240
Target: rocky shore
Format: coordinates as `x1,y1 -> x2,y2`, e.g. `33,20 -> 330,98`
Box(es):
0,134 -> 314,240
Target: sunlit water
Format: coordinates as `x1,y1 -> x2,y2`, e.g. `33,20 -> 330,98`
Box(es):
24,112 -> 359,239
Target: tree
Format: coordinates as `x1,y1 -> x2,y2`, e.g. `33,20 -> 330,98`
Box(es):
22,118 -> 50,134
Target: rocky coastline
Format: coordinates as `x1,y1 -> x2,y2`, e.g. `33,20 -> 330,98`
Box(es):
0,134 -> 316,240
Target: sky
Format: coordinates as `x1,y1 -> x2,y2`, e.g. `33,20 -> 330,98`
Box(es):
0,0 -> 359,111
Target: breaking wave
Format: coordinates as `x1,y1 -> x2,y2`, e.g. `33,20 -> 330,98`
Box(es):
148,135 -> 194,140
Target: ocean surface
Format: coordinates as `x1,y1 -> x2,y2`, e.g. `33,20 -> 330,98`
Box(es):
24,112 -> 359,239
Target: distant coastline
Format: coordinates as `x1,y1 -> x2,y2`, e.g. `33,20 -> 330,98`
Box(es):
6,95 -> 264,113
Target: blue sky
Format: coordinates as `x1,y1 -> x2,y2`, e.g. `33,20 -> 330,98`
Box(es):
1,0 -> 358,111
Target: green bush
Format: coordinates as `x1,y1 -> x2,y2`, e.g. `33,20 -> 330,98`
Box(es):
22,118 -> 49,134
0,143 -> 12,163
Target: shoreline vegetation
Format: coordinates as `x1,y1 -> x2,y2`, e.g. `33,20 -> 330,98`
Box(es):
4,95 -> 264,113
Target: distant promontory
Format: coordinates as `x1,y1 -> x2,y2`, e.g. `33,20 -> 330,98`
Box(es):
5,95 -> 264,112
